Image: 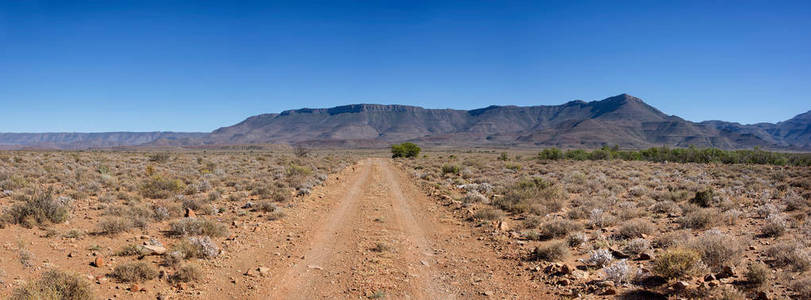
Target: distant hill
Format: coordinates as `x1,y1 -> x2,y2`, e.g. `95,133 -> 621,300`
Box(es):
1,94 -> 809,150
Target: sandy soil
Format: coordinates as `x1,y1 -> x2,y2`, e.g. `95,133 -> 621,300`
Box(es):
203,158 -> 543,299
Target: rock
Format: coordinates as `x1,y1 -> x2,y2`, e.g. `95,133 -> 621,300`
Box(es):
560,264 -> 574,275
557,278 -> 570,286
609,247 -> 630,259
257,267 -> 271,277
600,287 -> 617,295
93,256 -> 104,267
141,245 -> 167,255
716,266 -> 734,279
243,269 -> 256,277
497,220 -> 510,231
755,291 -> 769,300
673,281 -> 689,290
67,252 -> 73,258
129,284 -> 140,292
307,265 -> 323,270
483,290 -> 494,297
638,252 -> 653,260
185,208 -> 196,218
704,274 -> 717,282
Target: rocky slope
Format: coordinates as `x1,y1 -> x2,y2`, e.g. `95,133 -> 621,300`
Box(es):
207,94 -> 810,150
1,94 -> 808,150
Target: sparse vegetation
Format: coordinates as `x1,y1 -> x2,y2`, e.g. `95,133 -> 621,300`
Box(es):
168,218 -> 228,237
10,269 -> 93,300
110,262 -> 158,283
530,241 -> 569,261
652,247 -> 702,279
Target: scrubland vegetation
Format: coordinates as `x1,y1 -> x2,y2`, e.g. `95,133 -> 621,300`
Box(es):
398,148 -> 811,299
0,149 -> 356,298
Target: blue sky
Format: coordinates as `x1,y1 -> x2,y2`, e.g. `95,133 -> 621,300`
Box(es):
1,0 -> 809,132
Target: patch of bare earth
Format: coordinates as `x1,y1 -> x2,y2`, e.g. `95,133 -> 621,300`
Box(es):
207,158 -> 543,299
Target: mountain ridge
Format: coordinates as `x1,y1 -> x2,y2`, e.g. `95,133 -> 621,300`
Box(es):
1,94 -> 809,150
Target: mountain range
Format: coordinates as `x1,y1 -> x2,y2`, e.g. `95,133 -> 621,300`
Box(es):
1,94 -> 809,150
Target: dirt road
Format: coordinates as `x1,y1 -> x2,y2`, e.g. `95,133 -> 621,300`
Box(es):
205,158 -> 542,299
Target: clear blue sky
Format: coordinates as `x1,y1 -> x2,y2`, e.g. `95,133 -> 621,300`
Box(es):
1,0 -> 809,132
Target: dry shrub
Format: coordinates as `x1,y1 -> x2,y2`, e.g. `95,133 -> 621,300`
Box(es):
745,262 -> 769,288
169,264 -> 203,283
530,241 -> 569,261
688,229 -> 744,272
168,218 -> 228,237
618,219 -> 654,239
174,236 -> 220,259
652,247 -> 702,279
5,190 -> 70,227
10,269 -> 93,300
495,177 -> 565,214
680,207 -> 717,229
791,277 -> 811,299
766,243 -> 810,271
473,208 -> 504,221
110,262 -> 158,283
539,219 -> 582,240
96,217 -> 133,235
139,175 -> 184,199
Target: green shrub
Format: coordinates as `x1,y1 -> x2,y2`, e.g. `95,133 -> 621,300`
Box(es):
440,164 -> 460,175
10,269 -> 93,300
391,143 -> 421,158
690,188 -> 715,207
652,247 -> 702,279
110,262 -> 158,283
537,148 -> 563,160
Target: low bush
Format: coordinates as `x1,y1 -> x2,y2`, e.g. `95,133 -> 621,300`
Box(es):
679,207 -> 716,229
745,262 -> 769,288
473,208 -> 504,221
96,217 -> 133,235
539,219 -> 582,240
618,219 -> 654,239
761,214 -> 787,237
169,264 -> 203,283
690,188 -> 716,207
688,229 -> 743,272
10,269 -> 93,300
5,190 -> 70,227
530,241 -> 569,262
391,143 -> 421,158
174,236 -> 220,259
766,243 -> 810,271
140,175 -> 184,199
168,218 -> 228,237
652,247 -> 702,279
495,177 -> 565,215
110,262 -> 158,283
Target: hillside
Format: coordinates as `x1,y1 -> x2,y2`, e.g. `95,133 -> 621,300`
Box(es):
0,94 -> 808,150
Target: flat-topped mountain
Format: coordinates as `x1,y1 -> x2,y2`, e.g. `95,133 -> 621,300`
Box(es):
1,94 -> 809,150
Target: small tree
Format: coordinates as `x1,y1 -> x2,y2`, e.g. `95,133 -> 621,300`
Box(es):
391,143 -> 421,158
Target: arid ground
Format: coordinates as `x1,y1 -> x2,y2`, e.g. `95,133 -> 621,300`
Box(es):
1,149 -> 809,299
